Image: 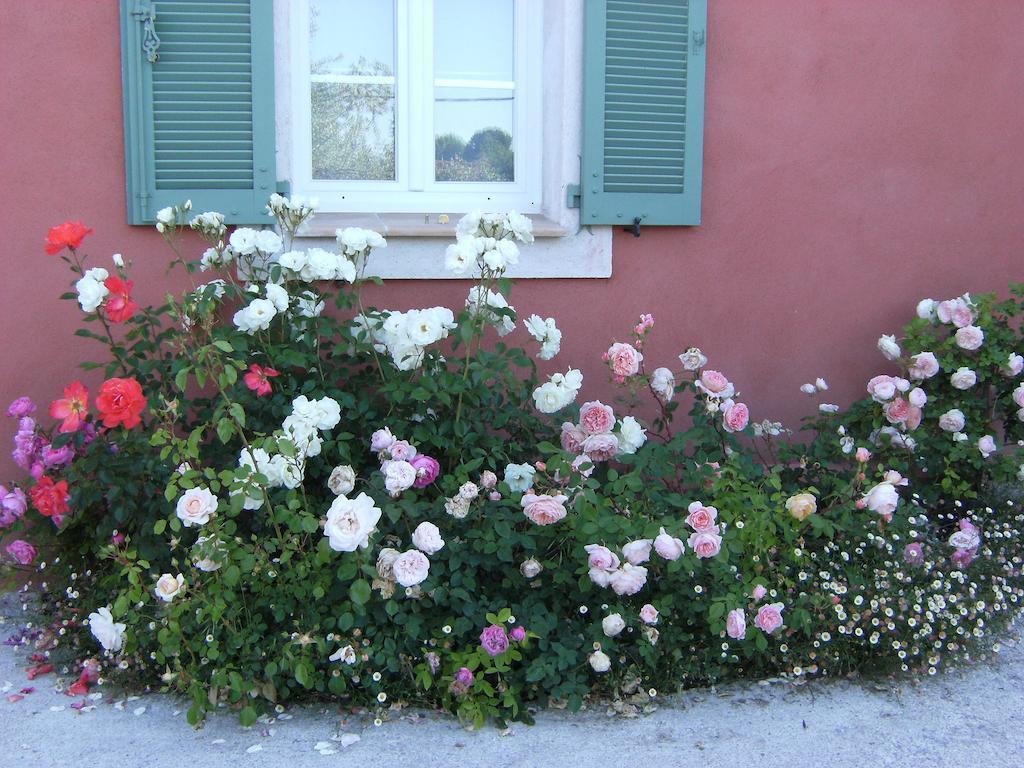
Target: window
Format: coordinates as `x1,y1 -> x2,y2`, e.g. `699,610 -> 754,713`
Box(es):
288,0 -> 543,213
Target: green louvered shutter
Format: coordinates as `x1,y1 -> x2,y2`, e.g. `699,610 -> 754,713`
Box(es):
577,0 -> 707,227
120,0 -> 276,224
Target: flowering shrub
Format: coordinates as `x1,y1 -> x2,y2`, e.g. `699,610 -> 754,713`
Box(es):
3,198 -> 1024,728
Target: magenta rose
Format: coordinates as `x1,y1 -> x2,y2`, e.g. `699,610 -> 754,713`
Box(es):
722,400 -> 749,433
6,397 -> 36,418
726,608 -> 746,639
685,502 -> 718,532
0,486 -> 28,528
578,401 -> 615,435
951,548 -> 977,569
522,493 -> 568,525
605,342 -> 642,378
455,666 -> 474,685
42,444 -> 74,469
688,530 -> 722,559
5,539 -> 37,565
560,422 -> 586,453
510,626 -> 527,642
410,455 -> 440,488
480,624 -> 510,657
754,603 -> 785,634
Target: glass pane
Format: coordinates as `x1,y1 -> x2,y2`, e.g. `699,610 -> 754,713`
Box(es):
310,0 -> 396,181
434,0 -> 515,182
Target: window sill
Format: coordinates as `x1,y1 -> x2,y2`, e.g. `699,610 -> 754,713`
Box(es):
298,213 -> 571,239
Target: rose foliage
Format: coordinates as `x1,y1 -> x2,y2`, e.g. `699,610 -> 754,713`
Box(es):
3,199 -> 1024,728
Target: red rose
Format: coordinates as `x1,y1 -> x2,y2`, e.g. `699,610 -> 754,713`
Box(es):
30,477 -> 70,519
103,276 -> 139,323
95,377 -> 147,429
44,221 -> 93,254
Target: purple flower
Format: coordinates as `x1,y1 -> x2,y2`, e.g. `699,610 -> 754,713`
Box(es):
952,548 -> 977,569
479,624 -> 509,657
410,455 -> 440,488
0,486 -> 27,528
42,444 -> 74,469
5,540 -> 37,566
6,397 -> 36,418
454,666 -> 474,686
510,626 -> 526,642
903,542 -> 924,566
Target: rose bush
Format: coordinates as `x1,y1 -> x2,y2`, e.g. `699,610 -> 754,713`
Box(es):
2,197 -> 1023,729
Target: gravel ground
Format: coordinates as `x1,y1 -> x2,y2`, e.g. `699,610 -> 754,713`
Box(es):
1,594 -> 1023,768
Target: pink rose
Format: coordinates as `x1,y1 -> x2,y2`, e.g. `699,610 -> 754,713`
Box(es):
937,298 -> 973,327
610,564 -> 648,595
883,397 -> 910,424
622,538 -> 653,564
522,492 -> 568,525
1003,354 -> 1023,377
951,547 -> 977,568
579,401 -> 615,435
389,439 -> 417,461
589,567 -> 614,588
479,624 -> 509,657
855,447 -> 871,463
5,539 -> 36,565
1013,384 -> 1024,408
639,604 -> 659,625
560,422 -> 587,453
905,405 -> 923,431
722,400 -> 749,433
908,387 -> 927,408
685,501 -> 719,532
653,527 -> 685,560
696,370 -> 735,399
907,352 -> 940,380
6,397 -> 36,418
606,342 -> 642,378
978,435 -> 997,458
726,608 -> 746,640
410,454 -> 440,488
955,326 -> 984,351
938,408 -> 966,432
370,427 -> 396,453
688,530 -> 722,559
581,432 -> 619,462
862,482 -> 899,516
479,470 -> 497,489
754,603 -> 785,634
584,544 -> 620,570
392,549 -> 430,587
0,486 -> 27,528
752,584 -> 767,601
866,375 -> 898,402
510,626 -> 527,642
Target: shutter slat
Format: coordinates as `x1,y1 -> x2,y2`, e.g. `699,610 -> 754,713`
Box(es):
120,0 -> 275,223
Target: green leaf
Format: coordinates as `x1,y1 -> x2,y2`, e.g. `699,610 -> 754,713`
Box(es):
239,706 -> 258,727
349,579 -> 372,606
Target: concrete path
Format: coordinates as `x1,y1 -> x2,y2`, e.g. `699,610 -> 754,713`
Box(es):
1,596 -> 1021,768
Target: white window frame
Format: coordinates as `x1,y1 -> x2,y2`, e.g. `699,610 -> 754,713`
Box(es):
289,0 -> 544,213
274,0 -> 613,279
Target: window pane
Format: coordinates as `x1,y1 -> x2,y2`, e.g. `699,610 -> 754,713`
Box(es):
434,0 -> 515,182
310,0 -> 396,181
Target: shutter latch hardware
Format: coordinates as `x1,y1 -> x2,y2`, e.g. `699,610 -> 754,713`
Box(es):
566,184 -> 582,209
691,29 -> 706,55
132,3 -> 161,63
623,217 -> 642,238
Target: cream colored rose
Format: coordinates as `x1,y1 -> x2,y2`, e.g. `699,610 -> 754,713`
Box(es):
785,492 -> 817,521
155,573 -> 185,602
175,487 -> 218,527
327,465 -> 356,496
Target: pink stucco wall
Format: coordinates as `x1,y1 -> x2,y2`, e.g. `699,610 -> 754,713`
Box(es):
2,1 -> 1023,479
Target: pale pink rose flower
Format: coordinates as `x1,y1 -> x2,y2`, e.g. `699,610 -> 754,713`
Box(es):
908,387 -> 927,408
584,544 -> 620,571
883,397 -> 910,424
696,370 -> 735,399
560,422 -> 587,453
866,375 -> 898,402
581,432 -> 620,462
589,567 -> 614,588
938,409 -> 966,432
950,367 -> 977,390
687,530 -> 722,558
571,454 -> 595,478
955,325 -> 984,351
722,400 -> 750,433
639,604 -> 659,625
389,439 -> 417,461
622,539 -> 653,565
937,298 -> 973,327
606,342 -> 643,378
855,447 -> 872,463
726,608 -> 746,639
862,482 -> 899,516
653,527 -> 685,560
752,585 -> 767,601
1003,354 -> 1023,377
883,470 -> 909,486
907,353 -> 939,381
370,427 -> 396,453
521,492 -> 568,525
1013,384 -> 1024,408
610,564 -> 648,596
978,435 -> 998,458
479,470 -> 498,489
905,405 -> 923,431
578,401 -> 615,435
686,501 -> 719,532
754,603 -> 785,634
392,549 -> 430,587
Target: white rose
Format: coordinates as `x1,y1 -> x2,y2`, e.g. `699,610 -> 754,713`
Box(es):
458,482 -> 479,501
862,482 -> 899,516
233,298 -> 278,334
916,298 -> 937,321
305,248 -> 339,281
949,529 -> 981,550
588,650 -> 611,673
278,250 -> 308,274
329,645 -> 357,664
265,283 -> 289,312
800,383 -> 816,395
978,435 -> 998,458
175,487 -> 218,527
327,465 -> 356,496
411,521 -> 445,555
877,334 -> 901,361
950,367 -> 977,390
622,539 -> 653,565
88,606 -> 126,653
815,377 -> 828,391
520,558 -> 543,578
323,492 -> 383,552
156,206 -> 176,226
253,229 -> 282,255
392,549 -> 430,587
154,573 -> 185,602
384,460 -> 417,497
532,381 -> 569,414
679,348 -> 708,371
228,227 -> 259,255
445,495 -> 472,519
909,387 -> 927,408
650,367 -> 676,403
290,395 -> 341,430
617,416 -> 647,455
503,463 -> 536,493
602,613 -> 626,637
75,269 -> 110,313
